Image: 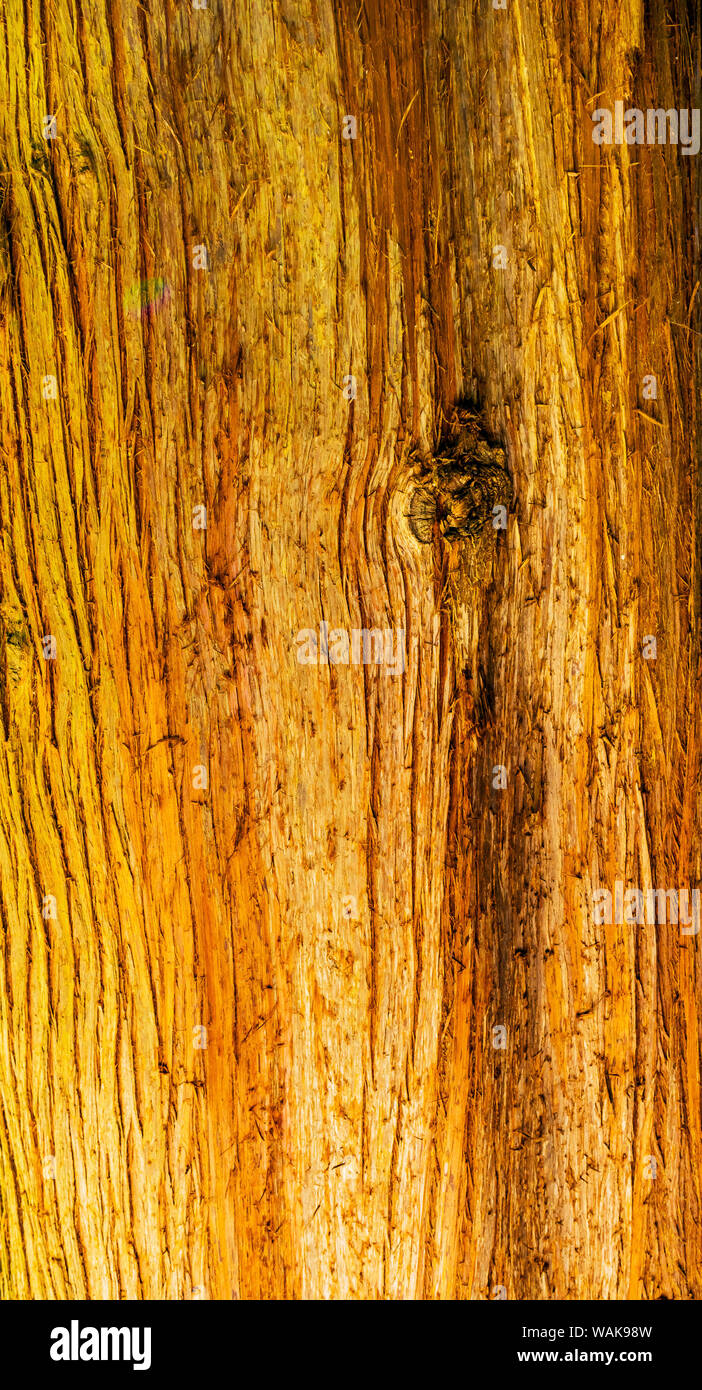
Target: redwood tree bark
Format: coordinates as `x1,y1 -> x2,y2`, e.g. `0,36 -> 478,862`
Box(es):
0,0 -> 700,1300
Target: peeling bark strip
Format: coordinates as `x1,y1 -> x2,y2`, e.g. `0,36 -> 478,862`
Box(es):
0,0 -> 700,1300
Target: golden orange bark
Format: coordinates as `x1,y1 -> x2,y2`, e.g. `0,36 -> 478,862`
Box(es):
0,0 -> 700,1299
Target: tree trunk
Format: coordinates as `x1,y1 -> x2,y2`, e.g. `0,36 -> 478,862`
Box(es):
1,0 -> 700,1300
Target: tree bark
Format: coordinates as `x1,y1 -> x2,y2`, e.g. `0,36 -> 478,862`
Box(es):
0,0 -> 700,1299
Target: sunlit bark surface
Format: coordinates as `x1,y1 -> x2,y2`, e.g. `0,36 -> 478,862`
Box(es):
0,0 -> 700,1299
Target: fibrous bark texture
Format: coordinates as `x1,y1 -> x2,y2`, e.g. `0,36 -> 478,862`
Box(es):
0,0 -> 700,1299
